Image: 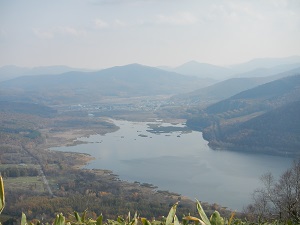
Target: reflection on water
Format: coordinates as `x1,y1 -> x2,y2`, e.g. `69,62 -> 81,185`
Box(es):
51,119 -> 292,210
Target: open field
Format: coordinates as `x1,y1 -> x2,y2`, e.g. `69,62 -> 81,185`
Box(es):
4,176 -> 45,193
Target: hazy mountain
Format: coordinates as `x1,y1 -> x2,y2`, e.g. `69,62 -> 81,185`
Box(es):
0,65 -> 91,81
230,55 -> 300,73
0,63 -> 213,104
232,62 -> 300,78
159,56 -> 300,81
172,67 -> 300,105
0,101 -> 57,117
186,74 -> 300,155
157,65 -> 173,71
171,60 -> 233,80
205,74 -> 300,115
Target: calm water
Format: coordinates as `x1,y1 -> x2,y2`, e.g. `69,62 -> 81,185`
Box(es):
51,119 -> 293,210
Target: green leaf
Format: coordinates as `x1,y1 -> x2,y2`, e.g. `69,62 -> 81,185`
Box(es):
96,214 -> 103,225
54,213 -> 66,225
174,215 -> 180,225
81,210 -> 87,222
166,202 -> 178,225
130,212 -> 138,225
127,211 -> 131,223
86,218 -> 97,225
182,216 -> 188,225
0,176 -> 5,214
117,216 -> 124,223
227,212 -> 235,225
182,216 -> 205,225
107,219 -> 121,225
21,213 -> 27,225
196,200 -> 211,225
210,211 -> 224,225
141,218 -> 151,225
74,211 -> 82,223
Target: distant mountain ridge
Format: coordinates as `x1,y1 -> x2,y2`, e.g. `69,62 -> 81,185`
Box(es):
158,55 -> 300,81
0,65 -> 92,81
232,62 -> 300,78
171,66 -> 300,105
0,63 -> 213,104
2,55 -> 300,82
229,55 -> 300,73
171,61 -> 232,80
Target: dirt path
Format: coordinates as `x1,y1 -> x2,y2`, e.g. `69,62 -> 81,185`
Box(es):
37,165 -> 53,196
21,145 -> 54,197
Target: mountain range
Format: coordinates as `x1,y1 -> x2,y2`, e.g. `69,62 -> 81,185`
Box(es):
159,55 -> 300,80
168,61 -> 233,80
1,55 -> 300,156
229,55 -> 300,73
186,74 -> 300,156
0,64 -> 213,104
0,65 -> 92,82
171,66 -> 300,105
1,55 -> 299,83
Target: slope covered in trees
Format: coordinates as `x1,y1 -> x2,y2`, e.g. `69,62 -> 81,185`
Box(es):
0,64 -> 213,104
171,67 -> 300,105
0,101 -> 57,117
186,75 -> 300,156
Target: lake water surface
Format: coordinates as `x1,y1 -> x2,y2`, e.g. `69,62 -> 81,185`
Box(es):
51,119 -> 293,210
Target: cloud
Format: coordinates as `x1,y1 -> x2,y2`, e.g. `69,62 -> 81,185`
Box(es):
93,18 -> 129,29
156,12 -> 198,26
94,19 -> 109,29
33,26 -> 86,39
58,27 -> 87,36
113,19 -> 127,28
227,2 -> 265,21
33,28 -> 54,39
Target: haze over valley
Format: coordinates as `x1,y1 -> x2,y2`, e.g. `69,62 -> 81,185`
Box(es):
1,0 -> 300,223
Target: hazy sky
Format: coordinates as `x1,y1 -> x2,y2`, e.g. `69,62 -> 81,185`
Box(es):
1,0 -> 300,69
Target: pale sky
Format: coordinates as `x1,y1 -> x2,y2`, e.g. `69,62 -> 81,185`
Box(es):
1,0 -> 300,69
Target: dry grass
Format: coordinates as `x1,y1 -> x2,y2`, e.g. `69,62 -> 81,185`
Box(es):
4,176 -> 45,193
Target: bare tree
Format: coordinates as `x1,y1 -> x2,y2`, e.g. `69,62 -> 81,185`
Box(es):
246,159 -> 300,223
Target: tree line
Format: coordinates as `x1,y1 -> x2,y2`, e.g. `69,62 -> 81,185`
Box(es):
0,167 -> 39,178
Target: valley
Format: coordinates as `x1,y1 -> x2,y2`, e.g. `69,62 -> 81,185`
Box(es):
0,56 -> 300,223
0,104 -> 204,222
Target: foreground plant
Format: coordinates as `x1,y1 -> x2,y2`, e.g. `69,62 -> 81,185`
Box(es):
0,175 -> 298,225
0,176 -> 4,214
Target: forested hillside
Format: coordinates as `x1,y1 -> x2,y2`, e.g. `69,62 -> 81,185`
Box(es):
171,67 -> 300,105
186,75 -> 300,155
0,64 -> 213,105
0,101 -> 57,117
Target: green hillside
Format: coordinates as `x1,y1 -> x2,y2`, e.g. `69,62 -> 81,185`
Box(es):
186,75 -> 300,156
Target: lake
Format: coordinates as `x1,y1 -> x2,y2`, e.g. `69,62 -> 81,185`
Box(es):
51,119 -> 293,210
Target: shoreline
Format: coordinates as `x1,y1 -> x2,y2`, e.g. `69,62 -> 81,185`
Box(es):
40,119 -> 196,204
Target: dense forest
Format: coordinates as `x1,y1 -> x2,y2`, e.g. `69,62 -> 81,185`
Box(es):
186,75 -> 300,155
